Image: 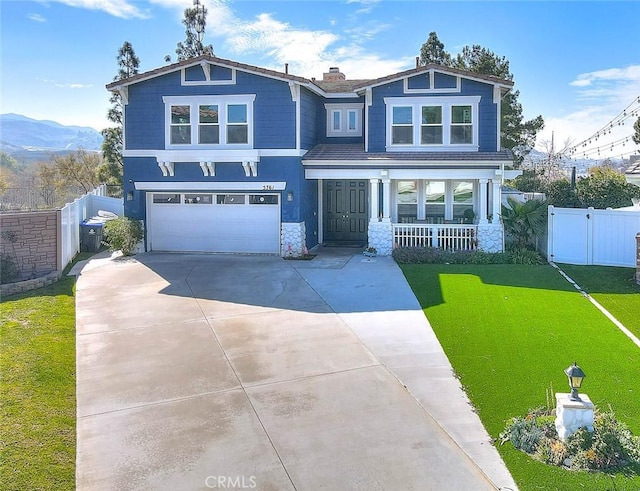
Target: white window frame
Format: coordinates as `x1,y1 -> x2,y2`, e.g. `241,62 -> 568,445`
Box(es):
163,95 -> 255,150
384,96 -> 480,152
325,103 -> 363,137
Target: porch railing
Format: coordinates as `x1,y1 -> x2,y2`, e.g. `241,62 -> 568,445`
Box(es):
393,223 -> 477,251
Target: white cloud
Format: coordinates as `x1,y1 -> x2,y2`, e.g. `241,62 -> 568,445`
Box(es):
50,0 -> 149,19
537,65 -> 640,158
28,13 -> 47,22
203,1 -> 406,80
43,79 -> 94,89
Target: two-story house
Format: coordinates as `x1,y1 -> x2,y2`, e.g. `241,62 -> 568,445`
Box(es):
106,54 -> 519,256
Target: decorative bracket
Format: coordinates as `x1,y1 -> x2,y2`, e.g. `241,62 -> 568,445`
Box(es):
200,161 -> 215,176
158,161 -> 174,177
241,161 -> 258,177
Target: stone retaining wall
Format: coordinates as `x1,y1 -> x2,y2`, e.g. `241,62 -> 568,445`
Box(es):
636,233 -> 640,286
0,270 -> 62,298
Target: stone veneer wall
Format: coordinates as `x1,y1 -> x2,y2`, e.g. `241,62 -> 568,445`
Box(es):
1,211 -> 59,280
477,224 -> 504,253
281,222 -> 306,257
1,270 -> 62,298
367,221 -> 394,256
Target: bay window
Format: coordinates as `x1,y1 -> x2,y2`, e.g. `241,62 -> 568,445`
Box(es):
170,105 -> 191,144
421,106 -> 442,144
392,106 -> 413,144
198,105 -> 219,144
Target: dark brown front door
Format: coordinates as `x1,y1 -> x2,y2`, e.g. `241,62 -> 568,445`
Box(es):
323,180 -> 368,244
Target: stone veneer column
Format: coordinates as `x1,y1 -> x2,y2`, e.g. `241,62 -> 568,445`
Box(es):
476,223 -> 504,253
281,222 -> 306,257
367,221 -> 394,256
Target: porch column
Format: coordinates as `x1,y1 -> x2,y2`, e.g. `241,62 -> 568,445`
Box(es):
369,178 -> 380,221
479,179 -> 488,224
491,179 -> 501,224
381,178 -> 391,222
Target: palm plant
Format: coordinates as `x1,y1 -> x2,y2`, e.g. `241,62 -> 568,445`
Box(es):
501,197 -> 547,249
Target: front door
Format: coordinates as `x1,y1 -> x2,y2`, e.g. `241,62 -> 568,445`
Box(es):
323,180 -> 368,244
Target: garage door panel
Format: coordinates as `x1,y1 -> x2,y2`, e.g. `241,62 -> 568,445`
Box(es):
148,193 -> 280,254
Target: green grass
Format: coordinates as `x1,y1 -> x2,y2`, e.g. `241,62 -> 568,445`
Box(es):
401,263 -> 640,491
0,258 -> 86,490
559,264 -> 640,340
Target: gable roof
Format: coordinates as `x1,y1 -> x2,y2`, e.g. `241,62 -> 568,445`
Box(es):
352,63 -> 514,91
106,54 -> 310,91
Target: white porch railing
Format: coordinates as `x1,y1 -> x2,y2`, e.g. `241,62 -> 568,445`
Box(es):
393,223 -> 477,251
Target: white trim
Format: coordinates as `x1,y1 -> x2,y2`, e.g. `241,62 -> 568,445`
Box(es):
384,95 -> 481,151
135,181 -> 286,191
303,159 -> 506,167
324,103 -> 364,137
122,148 -> 306,158
305,168 -> 499,180
365,89 -> 372,152
163,95 -> 256,150
403,71 -> 461,94
181,64 -> 236,86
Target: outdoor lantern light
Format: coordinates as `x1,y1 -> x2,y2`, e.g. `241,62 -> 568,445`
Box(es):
287,191 -> 294,202
564,362 -> 586,401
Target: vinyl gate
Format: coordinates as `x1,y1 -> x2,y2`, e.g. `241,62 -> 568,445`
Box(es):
547,205 -> 640,267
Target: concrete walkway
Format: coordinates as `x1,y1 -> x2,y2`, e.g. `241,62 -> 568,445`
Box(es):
74,250 -> 517,490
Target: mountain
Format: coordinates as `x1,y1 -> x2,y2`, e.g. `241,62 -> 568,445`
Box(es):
0,113 -> 103,155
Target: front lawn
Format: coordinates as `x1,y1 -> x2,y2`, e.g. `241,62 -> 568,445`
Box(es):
0,276 -> 77,490
401,264 -> 640,491
559,264 -> 640,340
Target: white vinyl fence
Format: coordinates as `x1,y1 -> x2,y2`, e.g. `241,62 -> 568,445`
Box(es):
59,185 -> 123,271
547,205 -> 640,267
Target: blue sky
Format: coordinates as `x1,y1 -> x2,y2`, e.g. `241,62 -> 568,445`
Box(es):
1,0 -> 639,158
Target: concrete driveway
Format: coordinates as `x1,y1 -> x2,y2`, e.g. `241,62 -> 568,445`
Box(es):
74,250 -> 517,490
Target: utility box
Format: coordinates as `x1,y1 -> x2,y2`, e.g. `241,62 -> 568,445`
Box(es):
80,218 -> 106,252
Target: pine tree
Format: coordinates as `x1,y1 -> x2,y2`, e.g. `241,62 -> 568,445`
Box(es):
167,0 -> 214,62
633,116 -> 640,145
419,32 -> 451,66
100,42 -> 140,185
417,35 -> 544,165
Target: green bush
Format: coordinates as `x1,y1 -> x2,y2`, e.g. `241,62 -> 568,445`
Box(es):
102,217 -> 143,256
500,406 -> 640,472
0,254 -> 19,284
392,246 -> 544,265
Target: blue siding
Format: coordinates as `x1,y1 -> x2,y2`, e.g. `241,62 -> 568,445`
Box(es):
300,87 -> 318,150
317,96 -> 365,145
407,73 -> 430,90
367,77 -> 499,152
210,65 -> 233,81
124,69 -> 296,150
434,72 -> 457,89
184,65 -> 206,82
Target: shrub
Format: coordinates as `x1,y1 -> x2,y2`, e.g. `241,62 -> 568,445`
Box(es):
102,217 -> 143,256
0,254 -> 19,284
500,406 -> 640,473
506,246 -> 545,265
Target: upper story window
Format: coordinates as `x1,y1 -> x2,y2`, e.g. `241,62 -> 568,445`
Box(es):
164,95 -> 255,149
384,96 -> 480,151
325,103 -> 363,137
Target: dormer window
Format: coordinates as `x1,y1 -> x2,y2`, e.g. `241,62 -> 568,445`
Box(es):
325,103 -> 363,137
385,96 -> 480,151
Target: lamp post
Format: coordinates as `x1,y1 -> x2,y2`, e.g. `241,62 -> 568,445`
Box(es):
555,362 -> 593,441
564,362 -> 586,401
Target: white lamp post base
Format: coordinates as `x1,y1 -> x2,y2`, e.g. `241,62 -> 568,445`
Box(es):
555,393 -> 594,441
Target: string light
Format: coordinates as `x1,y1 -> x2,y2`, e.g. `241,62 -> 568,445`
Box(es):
564,95 -> 640,160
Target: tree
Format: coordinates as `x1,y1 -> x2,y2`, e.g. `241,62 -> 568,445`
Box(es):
575,166 -> 640,209
38,150 -> 101,195
419,32 -> 451,66
101,42 -> 140,185
417,36 -> 544,164
166,0 -> 214,63
633,116 -> 640,145
501,196 -> 547,249
545,179 -> 581,208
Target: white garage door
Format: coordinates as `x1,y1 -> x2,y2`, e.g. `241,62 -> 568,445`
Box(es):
147,192 -> 280,253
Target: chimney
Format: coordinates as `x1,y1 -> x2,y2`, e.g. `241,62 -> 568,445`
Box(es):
323,67 -> 346,81
416,56 -> 420,68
